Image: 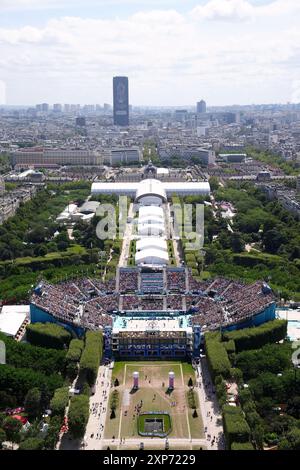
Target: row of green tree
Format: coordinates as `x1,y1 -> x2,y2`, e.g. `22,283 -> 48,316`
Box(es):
79,331 -> 103,386
0,332 -> 66,375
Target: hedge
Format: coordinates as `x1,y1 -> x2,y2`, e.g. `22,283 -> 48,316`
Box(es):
224,340 -> 236,354
216,379 -> 227,407
68,395 -> 89,439
110,390 -> 119,411
65,339 -> 84,378
232,252 -> 283,269
231,442 -> 255,450
223,320 -> 287,353
187,389 -> 198,409
79,331 -> 103,386
82,382 -> 91,396
66,339 -> 84,363
50,386 -> 69,416
185,254 -> 197,263
205,333 -> 231,379
26,323 -> 71,349
222,405 -> 251,449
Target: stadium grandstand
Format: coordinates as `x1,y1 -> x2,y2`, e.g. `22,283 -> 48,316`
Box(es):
30,271 -> 276,358
30,173 -> 276,358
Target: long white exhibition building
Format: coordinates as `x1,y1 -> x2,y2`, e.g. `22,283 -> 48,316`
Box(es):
91,179 -> 211,199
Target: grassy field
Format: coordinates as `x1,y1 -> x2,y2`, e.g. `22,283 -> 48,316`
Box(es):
105,361 -> 204,442
111,360 -> 195,385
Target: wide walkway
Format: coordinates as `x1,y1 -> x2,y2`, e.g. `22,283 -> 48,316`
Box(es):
83,364 -> 112,450
101,437 -> 208,451
119,202 -> 134,267
195,358 -> 225,450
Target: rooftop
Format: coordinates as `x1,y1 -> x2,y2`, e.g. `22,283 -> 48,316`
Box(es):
113,315 -> 192,333
0,305 -> 29,337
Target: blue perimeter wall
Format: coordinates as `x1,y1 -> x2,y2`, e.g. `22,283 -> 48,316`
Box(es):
30,304 -> 85,338
224,303 -> 276,332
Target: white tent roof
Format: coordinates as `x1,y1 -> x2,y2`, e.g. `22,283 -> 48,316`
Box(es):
163,182 -> 210,195
135,179 -> 167,203
138,215 -> 164,225
135,248 -> 169,265
91,182 -> 137,196
0,305 -> 29,337
136,237 -> 168,252
139,206 -> 164,218
138,223 -> 165,236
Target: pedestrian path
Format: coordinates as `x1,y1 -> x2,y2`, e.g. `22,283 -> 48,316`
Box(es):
83,364 -> 112,450
195,358 -> 224,450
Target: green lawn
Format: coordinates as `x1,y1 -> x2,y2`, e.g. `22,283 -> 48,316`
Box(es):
105,361 -> 204,441
112,360 -> 195,386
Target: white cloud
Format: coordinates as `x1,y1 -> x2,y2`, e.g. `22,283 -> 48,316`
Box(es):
191,0 -> 300,22
191,0 -> 254,21
0,2 -> 299,104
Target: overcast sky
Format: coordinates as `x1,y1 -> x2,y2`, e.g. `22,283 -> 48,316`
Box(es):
0,0 -> 300,106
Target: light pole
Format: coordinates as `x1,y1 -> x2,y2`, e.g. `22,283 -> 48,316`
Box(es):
98,250 -> 106,277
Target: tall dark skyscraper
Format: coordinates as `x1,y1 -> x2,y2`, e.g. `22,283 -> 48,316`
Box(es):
197,100 -> 207,114
113,76 -> 129,126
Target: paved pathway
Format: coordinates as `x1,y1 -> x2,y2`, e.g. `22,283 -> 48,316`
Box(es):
119,202 -> 134,267
195,358 -> 225,450
83,364 -> 112,450
101,437 -> 208,451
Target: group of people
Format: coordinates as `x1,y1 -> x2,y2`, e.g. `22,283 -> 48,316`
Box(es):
224,281 -> 275,321
167,270 -> 186,291
119,270 -> 138,293
121,295 -> 165,311
188,296 -> 222,328
32,282 -> 80,322
122,295 -> 183,311
83,295 -> 118,327
188,273 -> 211,293
140,297 -> 164,311
121,295 -> 140,310
166,295 -> 183,310
133,399 -> 143,418
186,279 -> 275,331
32,273 -> 274,336
87,369 -> 109,444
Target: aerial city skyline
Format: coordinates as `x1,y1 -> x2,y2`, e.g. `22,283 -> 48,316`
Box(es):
0,0 -> 300,459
